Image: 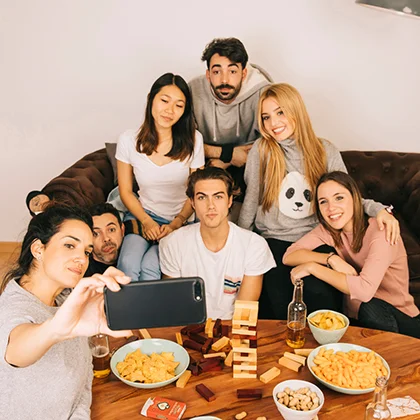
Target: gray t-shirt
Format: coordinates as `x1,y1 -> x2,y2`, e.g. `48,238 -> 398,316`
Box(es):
238,137 -> 385,242
0,280 -> 93,420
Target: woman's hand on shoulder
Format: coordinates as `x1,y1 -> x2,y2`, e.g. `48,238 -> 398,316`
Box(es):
376,209 -> 400,245
141,217 -> 161,241
50,267 -> 131,340
328,255 -> 357,276
156,224 -> 174,241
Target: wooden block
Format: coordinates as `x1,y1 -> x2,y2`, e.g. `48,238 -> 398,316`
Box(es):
259,367 -> 280,384
139,329 -> 151,339
233,364 -> 257,371
233,372 -> 257,379
201,338 -> 213,354
188,362 -> 200,376
284,351 -> 306,366
237,388 -> 263,399
205,318 -> 213,335
203,352 -> 226,359
213,318 -> 222,338
235,300 -> 259,310
188,332 -> 207,344
196,383 -> 216,401
278,356 -> 302,372
181,324 -> 205,335
231,328 -> 256,336
294,348 -> 315,357
175,332 -> 183,346
221,324 -> 229,337
183,339 -> 202,352
233,353 -> 257,362
211,336 -> 230,352
224,350 -> 233,367
199,358 -> 223,372
125,335 -> 139,344
232,319 -> 258,327
176,370 -> 191,388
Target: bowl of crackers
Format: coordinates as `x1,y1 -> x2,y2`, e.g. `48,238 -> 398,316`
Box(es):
307,309 -> 349,345
110,338 -> 190,389
272,379 -> 324,420
307,343 -> 391,395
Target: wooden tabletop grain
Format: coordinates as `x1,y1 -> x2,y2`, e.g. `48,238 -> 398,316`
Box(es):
91,321 -> 420,420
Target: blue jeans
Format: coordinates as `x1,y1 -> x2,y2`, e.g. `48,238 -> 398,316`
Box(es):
117,210 -> 169,282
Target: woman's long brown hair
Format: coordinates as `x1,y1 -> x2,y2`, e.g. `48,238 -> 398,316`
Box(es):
136,73 -> 195,162
257,84 -> 327,212
315,171 -> 369,253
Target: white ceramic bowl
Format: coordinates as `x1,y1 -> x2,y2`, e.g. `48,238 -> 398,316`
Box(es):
307,309 -> 349,345
307,343 -> 391,395
272,380 -> 324,420
110,338 -> 189,389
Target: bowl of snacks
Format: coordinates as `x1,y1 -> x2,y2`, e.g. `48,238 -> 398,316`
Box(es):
110,338 -> 190,389
307,343 -> 391,395
307,309 -> 349,345
272,379 -> 324,420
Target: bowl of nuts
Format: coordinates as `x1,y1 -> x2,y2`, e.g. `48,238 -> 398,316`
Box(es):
272,380 -> 324,420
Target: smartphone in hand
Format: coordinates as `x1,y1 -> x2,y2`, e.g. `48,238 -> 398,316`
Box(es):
104,277 -> 206,330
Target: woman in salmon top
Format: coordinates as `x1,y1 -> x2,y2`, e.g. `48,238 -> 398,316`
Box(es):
283,171 -> 419,338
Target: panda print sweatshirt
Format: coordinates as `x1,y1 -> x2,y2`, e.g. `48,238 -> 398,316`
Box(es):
238,137 -> 385,243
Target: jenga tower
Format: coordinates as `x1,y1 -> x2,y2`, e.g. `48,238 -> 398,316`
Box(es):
231,300 -> 258,378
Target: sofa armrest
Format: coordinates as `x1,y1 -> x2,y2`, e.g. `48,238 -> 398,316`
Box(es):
402,170 -> 420,240
43,148 -> 115,207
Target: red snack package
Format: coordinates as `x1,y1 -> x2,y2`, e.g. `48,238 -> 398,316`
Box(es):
140,397 -> 187,420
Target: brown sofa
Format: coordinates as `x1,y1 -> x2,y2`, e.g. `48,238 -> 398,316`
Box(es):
43,148 -> 420,308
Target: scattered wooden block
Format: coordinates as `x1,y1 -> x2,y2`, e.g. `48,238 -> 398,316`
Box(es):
188,361 -> 200,376
125,335 -> 139,344
176,370 -> 191,388
196,383 -> 216,402
188,332 -> 207,345
294,348 -> 315,357
259,367 -> 281,384
203,352 -> 226,359
211,336 -> 230,352
224,350 -> 233,367
175,332 -> 183,346
198,358 -> 223,372
278,356 -> 302,372
221,324 -> 229,337
237,388 -> 263,399
284,351 -> 306,366
204,318 -> 213,335
213,318 -> 222,338
139,329 -> 151,339
201,338 -> 213,354
181,324 -> 205,335
183,339 -> 202,352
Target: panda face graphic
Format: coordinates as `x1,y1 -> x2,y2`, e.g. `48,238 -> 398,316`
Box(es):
279,171 -> 313,219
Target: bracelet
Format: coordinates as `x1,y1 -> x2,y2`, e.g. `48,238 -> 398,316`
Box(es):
326,252 -> 336,269
219,144 -> 234,163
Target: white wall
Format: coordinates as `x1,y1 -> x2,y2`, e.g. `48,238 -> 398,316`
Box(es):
1,0 -> 419,241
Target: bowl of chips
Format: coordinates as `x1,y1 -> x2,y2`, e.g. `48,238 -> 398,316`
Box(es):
111,338 -> 190,389
307,343 -> 391,395
307,310 -> 349,345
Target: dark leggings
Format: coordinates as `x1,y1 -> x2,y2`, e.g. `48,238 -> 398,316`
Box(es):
358,297 -> 420,339
259,238 -> 343,320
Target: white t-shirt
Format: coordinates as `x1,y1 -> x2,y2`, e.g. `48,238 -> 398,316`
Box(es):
159,222 -> 276,320
116,129 -> 205,221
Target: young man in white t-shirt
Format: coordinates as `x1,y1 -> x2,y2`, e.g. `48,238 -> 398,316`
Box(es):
159,167 -> 276,319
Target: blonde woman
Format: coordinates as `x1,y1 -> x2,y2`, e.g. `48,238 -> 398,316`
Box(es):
238,83 -> 399,320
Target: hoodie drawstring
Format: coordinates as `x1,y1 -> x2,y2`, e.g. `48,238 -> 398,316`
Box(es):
212,101 -> 217,142
236,104 -> 240,138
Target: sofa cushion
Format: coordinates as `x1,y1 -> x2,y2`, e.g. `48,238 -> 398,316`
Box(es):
105,142 -> 117,185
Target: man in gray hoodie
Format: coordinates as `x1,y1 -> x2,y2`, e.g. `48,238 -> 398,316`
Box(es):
189,38 -> 271,174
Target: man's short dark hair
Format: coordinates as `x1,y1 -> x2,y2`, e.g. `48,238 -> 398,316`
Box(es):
201,38 -> 248,70
89,203 -> 122,226
186,167 -> 236,199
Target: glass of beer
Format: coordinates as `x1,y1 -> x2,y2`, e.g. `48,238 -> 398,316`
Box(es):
89,334 -> 111,378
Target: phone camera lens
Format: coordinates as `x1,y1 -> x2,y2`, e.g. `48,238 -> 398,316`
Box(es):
194,280 -> 202,302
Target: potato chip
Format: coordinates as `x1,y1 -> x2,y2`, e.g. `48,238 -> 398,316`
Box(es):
309,311 -> 346,330
116,349 -> 180,383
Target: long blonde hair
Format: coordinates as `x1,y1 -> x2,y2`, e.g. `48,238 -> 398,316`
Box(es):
258,83 -> 327,212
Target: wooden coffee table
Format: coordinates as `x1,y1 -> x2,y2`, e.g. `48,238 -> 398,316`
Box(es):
91,321 -> 420,419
